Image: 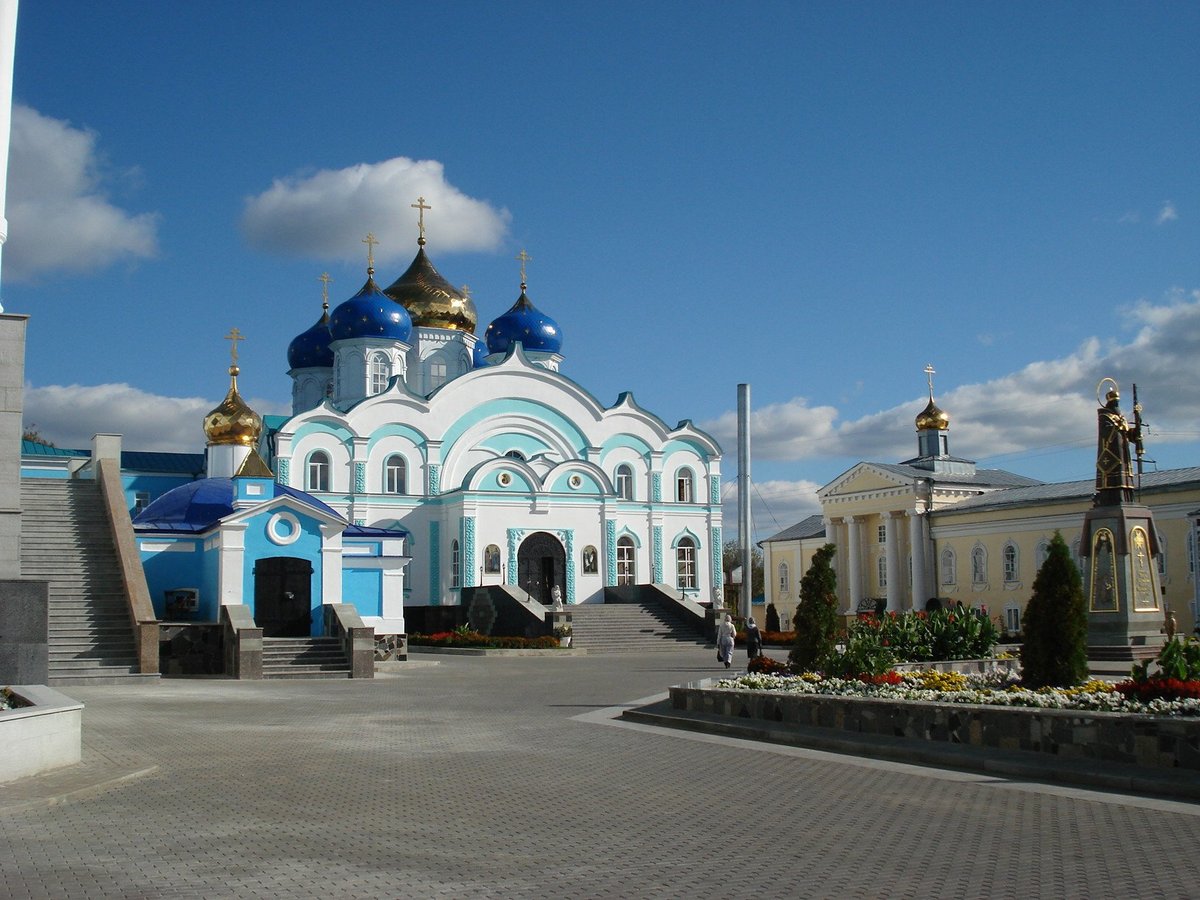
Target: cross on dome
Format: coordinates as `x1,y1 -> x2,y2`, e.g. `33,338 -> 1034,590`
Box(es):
225,327 -> 244,365
516,248 -> 532,288
362,233 -> 378,273
319,272 -> 332,310
411,196 -> 431,245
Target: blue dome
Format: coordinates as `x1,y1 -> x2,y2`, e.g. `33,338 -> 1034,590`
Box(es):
329,276 -> 413,343
133,478 -> 342,533
471,339 -> 489,369
287,309 -> 334,370
484,290 -> 563,356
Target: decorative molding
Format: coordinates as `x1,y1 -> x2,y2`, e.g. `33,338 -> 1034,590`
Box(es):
428,463 -> 441,496
430,520 -> 441,604
565,529 -> 576,603
463,516 -> 476,587
709,474 -> 720,505
711,526 -> 722,586
652,525 -> 663,583
266,511 -> 302,546
354,518 -> 366,527
651,472 -> 662,503
276,458 -> 290,484
506,528 -> 519,584
605,519 -> 617,586
354,462 -> 366,493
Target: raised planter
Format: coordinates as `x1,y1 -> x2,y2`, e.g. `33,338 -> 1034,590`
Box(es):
891,657 -> 1019,675
0,685 -> 84,782
670,680 -> 1200,774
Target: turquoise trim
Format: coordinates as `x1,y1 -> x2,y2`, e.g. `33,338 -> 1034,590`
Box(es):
291,421 -> 355,447
614,526 -> 642,548
711,526 -> 722,587
652,525 -> 663,582
597,434 -> 653,461
709,474 -> 721,505
661,437 -> 715,459
365,423 -> 428,454
429,520 -> 441,604
441,398 -> 588,459
547,470 -> 602,494
463,517 -> 476,587
671,527 -> 701,549
651,472 -> 662,502
479,434 -> 551,458
605,519 -> 617,586
506,528 -> 519,584
565,529 -> 576,602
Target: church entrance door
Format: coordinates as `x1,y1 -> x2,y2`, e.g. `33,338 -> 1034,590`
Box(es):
517,532 -> 565,605
254,556 -> 313,637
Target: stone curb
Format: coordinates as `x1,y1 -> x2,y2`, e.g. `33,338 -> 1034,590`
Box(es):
406,646 -> 588,657
622,699 -> 1200,804
0,762 -> 159,815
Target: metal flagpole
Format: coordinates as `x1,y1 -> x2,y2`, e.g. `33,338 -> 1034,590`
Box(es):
738,384 -> 752,622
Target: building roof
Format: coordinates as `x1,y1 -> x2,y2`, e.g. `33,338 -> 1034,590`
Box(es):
761,514 -> 826,544
936,466 -> 1200,515
869,461 -> 1043,489
22,440 -> 206,476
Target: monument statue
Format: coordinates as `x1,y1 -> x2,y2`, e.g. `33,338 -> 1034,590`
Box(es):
1094,378 -> 1143,504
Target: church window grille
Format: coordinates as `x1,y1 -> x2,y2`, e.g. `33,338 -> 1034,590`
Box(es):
385,455 -> 406,494
451,539 -> 460,588
1003,543 -> 1018,583
778,562 -> 789,594
307,452 -> 330,492
429,361 -> 447,390
617,537 -> 636,585
615,464 -> 633,500
971,546 -> 986,584
676,469 -> 694,503
676,537 -> 697,590
877,554 -> 887,589
370,354 -> 391,394
877,525 -> 887,544
941,548 -> 956,585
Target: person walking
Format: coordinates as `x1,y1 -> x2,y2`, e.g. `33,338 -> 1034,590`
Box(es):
716,613 -> 736,669
744,616 -> 762,662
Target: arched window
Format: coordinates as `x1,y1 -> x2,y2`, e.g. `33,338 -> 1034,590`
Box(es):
971,546 -> 987,584
451,539 -> 460,588
941,547 -> 956,585
428,360 -> 448,391
307,451 -> 330,491
676,469 -> 694,503
385,455 -> 406,494
370,353 -> 391,394
615,464 -> 634,501
676,537 -> 697,590
504,449 -> 526,461
877,554 -> 887,589
1003,543 -> 1018,583
778,562 -> 789,594
617,536 -> 636,585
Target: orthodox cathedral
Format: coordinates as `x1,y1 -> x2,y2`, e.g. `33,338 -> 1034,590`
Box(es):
129,204 -> 723,640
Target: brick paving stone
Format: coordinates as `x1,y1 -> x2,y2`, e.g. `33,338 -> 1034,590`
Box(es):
1,648 -> 1199,898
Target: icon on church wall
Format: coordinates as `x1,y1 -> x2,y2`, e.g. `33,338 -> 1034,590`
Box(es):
484,544 -> 501,574
582,545 -> 598,574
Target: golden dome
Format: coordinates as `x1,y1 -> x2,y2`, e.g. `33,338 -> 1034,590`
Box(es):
383,246 -> 477,332
203,365 -> 263,446
915,397 -> 949,431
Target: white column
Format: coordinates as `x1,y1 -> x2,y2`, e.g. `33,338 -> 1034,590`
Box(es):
908,510 -> 927,611
218,523 -> 248,608
843,516 -> 862,614
884,512 -> 902,612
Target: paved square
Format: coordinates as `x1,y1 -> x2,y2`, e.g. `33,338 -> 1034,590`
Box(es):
3,648 -> 1199,898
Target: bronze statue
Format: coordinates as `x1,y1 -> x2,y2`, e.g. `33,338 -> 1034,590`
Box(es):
1095,378 -> 1143,504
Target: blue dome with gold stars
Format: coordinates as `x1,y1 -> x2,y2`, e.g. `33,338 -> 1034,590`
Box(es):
287,307 -> 334,370
330,275 -> 412,343
472,339 -> 489,368
485,290 -> 562,356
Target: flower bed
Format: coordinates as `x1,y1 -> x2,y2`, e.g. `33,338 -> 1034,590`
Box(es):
408,630 -> 561,650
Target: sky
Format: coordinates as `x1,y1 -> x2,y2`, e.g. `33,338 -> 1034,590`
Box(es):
5,1 -> 1199,542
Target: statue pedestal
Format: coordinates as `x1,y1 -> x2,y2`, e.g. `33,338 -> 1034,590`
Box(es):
1081,503 -> 1165,662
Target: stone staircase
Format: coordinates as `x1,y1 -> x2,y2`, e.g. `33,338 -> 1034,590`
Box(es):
262,637 -> 352,679
567,601 -> 708,652
19,478 -> 157,685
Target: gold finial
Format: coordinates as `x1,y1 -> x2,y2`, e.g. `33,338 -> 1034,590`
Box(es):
362,233 -> 378,274
516,249 -> 532,289
225,327 -> 245,368
411,196 -> 431,245
923,363 -> 936,399
319,272 -> 332,311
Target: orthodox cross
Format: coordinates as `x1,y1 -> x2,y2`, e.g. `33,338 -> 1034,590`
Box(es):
923,363 -> 936,399
411,196 -> 431,243
225,327 -> 244,364
362,233 -> 378,271
319,272 -> 332,310
516,249 -> 532,286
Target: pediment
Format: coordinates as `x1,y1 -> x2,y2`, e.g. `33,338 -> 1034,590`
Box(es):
820,463 -> 913,499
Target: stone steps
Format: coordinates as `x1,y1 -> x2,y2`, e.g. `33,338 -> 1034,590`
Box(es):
567,602 -> 708,652
262,637 -> 351,679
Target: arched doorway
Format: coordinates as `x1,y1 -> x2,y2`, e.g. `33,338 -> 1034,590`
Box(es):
517,531 -> 565,605
254,556 -> 313,636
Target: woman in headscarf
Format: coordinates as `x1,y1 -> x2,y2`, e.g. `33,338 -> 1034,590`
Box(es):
716,613 -> 736,669
744,615 -> 762,662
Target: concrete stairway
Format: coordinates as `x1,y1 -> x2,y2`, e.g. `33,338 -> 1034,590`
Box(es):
19,478 -> 157,685
262,637 -> 352,679
568,601 -> 708,652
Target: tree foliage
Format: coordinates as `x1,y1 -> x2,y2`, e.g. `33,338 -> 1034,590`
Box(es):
765,602 -> 780,632
22,424 -> 54,447
1021,531 -> 1089,687
789,543 -> 839,672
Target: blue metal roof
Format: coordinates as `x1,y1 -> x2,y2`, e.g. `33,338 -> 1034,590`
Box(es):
132,478 -> 342,534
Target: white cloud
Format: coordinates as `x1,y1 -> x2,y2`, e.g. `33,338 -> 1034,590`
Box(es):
241,158 -> 510,262
22,383 -> 287,453
702,289 -> 1200,473
5,105 -> 159,282
1156,201 -> 1178,225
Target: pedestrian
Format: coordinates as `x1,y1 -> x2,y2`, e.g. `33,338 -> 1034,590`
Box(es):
744,616 -> 762,661
716,613 -> 736,669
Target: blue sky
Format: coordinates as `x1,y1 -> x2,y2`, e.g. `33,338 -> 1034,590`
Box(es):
6,1 -> 1199,539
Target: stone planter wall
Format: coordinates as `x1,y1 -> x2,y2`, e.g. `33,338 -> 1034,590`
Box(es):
670,681 -> 1200,773
892,657 -> 1019,676
0,685 -> 83,782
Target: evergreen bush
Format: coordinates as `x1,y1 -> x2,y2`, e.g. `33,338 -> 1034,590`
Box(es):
765,602 -> 780,633
788,544 -> 839,672
1021,531 -> 1089,687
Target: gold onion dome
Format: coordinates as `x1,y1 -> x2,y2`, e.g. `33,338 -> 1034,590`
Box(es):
915,397 -> 949,431
204,364 -> 263,446
383,245 -> 477,332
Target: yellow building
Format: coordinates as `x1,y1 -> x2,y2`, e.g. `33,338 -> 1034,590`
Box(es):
761,388 -> 1199,637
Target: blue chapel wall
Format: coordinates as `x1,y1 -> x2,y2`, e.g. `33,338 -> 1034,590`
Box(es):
138,538 -> 207,620
241,507 -> 327,636
342,567 -> 383,618
201,544 -> 220,621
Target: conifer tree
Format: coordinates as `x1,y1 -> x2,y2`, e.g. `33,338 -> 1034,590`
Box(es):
1021,531 -> 1089,687
789,543 -> 839,672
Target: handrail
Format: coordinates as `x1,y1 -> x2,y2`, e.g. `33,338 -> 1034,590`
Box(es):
221,604 -> 262,678
95,458 -> 159,675
324,604 -> 374,678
